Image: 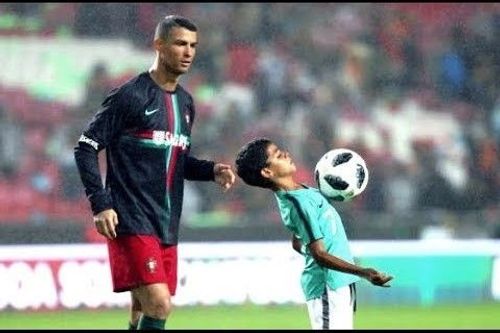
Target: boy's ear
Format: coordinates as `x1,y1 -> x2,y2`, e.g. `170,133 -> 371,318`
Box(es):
261,167 -> 273,179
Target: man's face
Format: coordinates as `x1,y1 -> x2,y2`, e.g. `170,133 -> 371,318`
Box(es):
158,27 -> 197,76
262,143 -> 296,180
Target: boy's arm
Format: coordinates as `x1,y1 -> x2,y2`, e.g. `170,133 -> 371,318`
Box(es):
291,234 -> 305,255
308,239 -> 393,287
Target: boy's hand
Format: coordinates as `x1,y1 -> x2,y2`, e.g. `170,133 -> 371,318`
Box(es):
361,268 -> 393,287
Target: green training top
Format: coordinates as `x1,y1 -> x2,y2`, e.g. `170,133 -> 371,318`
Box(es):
274,185 -> 360,300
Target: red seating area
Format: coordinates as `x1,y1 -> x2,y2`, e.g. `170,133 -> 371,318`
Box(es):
0,179 -> 90,224
0,84 -> 91,225
0,87 -> 68,125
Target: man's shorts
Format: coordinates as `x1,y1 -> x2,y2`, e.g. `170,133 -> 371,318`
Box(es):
107,234 -> 178,295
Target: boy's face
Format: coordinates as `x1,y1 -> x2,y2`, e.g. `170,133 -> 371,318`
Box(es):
261,143 -> 296,180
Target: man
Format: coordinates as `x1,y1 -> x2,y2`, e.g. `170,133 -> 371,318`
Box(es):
74,15 -> 235,330
235,138 -> 392,329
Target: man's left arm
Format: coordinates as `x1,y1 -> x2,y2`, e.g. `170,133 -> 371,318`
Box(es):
184,155 -> 215,181
185,156 -> 235,191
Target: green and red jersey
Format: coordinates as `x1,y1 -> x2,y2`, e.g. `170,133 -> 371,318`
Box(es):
74,72 -> 214,245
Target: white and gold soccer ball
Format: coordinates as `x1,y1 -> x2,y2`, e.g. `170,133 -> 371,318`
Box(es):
314,148 -> 369,201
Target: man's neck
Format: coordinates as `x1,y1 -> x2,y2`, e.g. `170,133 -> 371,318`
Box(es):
148,67 -> 179,92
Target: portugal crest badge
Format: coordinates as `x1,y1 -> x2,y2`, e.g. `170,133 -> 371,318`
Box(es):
146,257 -> 158,273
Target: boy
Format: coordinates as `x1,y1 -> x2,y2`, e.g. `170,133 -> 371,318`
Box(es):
235,137 -> 393,329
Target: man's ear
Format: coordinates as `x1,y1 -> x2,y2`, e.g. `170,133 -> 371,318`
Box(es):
153,38 -> 163,51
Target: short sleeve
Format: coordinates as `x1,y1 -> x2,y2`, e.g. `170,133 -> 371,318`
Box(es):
286,195 -> 323,245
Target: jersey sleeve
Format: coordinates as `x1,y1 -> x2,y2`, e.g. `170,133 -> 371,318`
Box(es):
73,87 -> 131,215
184,155 -> 215,181
287,195 -> 323,245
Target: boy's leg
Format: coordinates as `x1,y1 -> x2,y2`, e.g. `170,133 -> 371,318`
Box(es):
306,284 -> 354,329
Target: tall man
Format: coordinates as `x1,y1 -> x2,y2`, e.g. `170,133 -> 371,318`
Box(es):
74,15 -> 235,330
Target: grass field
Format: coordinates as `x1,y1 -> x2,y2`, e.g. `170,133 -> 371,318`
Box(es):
1,302 -> 499,329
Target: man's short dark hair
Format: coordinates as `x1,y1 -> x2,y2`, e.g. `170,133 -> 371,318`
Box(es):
155,15 -> 197,41
235,138 -> 274,189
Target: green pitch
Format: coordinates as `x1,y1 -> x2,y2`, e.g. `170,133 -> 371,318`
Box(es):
1,302 -> 499,329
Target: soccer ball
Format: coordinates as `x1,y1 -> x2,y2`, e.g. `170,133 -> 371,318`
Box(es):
314,148 -> 369,201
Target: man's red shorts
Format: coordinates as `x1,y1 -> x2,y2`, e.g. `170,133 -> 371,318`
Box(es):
107,234 -> 178,295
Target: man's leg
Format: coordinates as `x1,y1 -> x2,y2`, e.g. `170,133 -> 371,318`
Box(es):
128,292 -> 142,330
107,236 -> 177,330
133,282 -> 172,330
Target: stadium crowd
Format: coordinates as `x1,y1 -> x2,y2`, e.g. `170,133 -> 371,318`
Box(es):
0,3 -> 498,239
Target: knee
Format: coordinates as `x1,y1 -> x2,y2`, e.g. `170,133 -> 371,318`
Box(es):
134,284 -> 174,319
146,294 -> 173,318
157,296 -> 174,317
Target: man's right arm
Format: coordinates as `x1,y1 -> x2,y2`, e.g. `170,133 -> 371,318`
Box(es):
73,87 -> 127,215
74,137 -> 113,215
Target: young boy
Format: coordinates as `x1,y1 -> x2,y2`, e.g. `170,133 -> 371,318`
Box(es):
235,137 -> 393,329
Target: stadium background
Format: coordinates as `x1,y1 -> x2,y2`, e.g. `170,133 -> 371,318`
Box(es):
0,3 -> 499,329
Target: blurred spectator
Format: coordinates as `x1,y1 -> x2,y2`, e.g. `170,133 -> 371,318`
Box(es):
436,25 -> 468,101
0,104 -> 23,178
73,3 -> 112,37
492,96 -> 500,145
413,141 -> 459,210
46,125 -> 83,200
462,134 -> 499,209
80,62 -> 112,118
361,156 -> 387,212
254,42 -> 288,114
385,161 -> 416,214
375,9 -> 423,93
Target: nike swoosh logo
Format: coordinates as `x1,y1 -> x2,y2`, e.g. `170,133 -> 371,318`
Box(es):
145,108 -> 159,116
319,202 -> 324,208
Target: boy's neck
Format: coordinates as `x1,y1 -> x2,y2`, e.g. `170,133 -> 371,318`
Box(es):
274,179 -> 303,192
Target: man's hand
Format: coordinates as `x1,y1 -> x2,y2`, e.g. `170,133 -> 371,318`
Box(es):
214,163 -> 236,192
93,209 -> 119,240
361,268 -> 393,287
